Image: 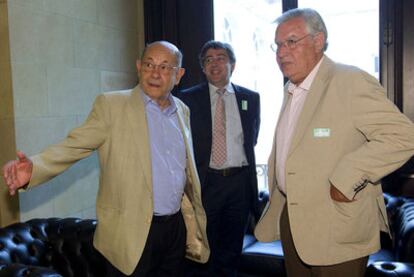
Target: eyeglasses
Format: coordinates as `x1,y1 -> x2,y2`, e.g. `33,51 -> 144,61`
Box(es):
203,55 -> 228,65
141,61 -> 178,74
270,34 -> 312,52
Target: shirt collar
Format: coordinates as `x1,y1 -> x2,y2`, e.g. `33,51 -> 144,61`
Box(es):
208,82 -> 235,95
139,85 -> 177,115
288,56 -> 324,94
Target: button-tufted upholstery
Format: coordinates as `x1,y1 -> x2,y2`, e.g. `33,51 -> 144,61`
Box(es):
392,200 -> 414,262
0,218 -> 106,277
366,195 -> 414,276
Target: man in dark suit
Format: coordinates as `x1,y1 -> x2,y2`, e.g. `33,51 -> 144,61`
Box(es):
179,40 -> 260,276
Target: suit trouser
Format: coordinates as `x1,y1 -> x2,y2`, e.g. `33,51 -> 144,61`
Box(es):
106,211 -> 186,277
280,204 -> 368,277
185,167 -> 250,277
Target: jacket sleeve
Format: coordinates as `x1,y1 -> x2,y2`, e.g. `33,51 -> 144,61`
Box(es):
329,70 -> 414,200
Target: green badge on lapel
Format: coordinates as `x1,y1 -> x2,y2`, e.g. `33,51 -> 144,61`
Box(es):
313,128 -> 330,138
242,100 -> 248,111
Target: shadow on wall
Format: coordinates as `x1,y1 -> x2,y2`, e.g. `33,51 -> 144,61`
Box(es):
19,154 -> 99,219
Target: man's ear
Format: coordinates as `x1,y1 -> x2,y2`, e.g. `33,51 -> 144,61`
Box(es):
313,32 -> 325,53
136,60 -> 141,73
231,63 -> 236,75
175,68 -> 186,85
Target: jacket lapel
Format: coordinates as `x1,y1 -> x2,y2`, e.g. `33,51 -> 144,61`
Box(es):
288,56 -> 334,157
195,83 -> 213,149
175,100 -> 192,150
233,84 -> 249,138
268,85 -> 290,194
126,86 -> 152,191
201,83 -> 213,136
174,97 -> 199,189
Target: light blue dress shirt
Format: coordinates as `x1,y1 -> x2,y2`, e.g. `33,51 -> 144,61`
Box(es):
142,91 -> 186,216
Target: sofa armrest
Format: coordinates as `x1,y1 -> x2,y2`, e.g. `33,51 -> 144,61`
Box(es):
0,263 -> 62,277
366,261 -> 414,277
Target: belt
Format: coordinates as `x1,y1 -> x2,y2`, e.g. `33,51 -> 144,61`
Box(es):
152,211 -> 180,223
207,166 -> 248,177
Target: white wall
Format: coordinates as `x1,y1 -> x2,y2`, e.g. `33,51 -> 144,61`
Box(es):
6,0 -> 144,220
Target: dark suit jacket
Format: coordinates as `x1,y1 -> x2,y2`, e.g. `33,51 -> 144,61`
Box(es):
178,82 -> 260,215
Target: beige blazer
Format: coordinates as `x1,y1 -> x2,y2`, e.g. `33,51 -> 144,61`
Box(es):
255,56 -> 414,265
27,85 -> 210,275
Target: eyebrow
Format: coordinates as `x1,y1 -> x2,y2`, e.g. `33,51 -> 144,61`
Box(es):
276,36 -> 293,42
143,58 -> 171,64
206,53 -> 228,58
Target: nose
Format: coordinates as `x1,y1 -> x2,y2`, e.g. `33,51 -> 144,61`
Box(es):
276,45 -> 290,58
149,66 -> 162,77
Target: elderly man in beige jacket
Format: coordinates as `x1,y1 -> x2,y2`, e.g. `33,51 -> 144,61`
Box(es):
3,41 -> 209,277
255,8 -> 414,277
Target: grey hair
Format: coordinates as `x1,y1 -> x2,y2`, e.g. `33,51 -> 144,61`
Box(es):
275,8 -> 328,51
141,40 -> 183,67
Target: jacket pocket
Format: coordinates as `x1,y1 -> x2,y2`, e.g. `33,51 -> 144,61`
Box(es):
331,194 -> 375,244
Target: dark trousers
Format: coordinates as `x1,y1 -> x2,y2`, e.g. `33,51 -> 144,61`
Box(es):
280,205 -> 368,277
186,167 -> 250,277
106,211 -> 186,277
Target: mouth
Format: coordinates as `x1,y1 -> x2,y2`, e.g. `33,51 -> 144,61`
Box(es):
209,69 -> 222,76
279,61 -> 294,69
279,58 -> 292,65
147,81 -> 161,88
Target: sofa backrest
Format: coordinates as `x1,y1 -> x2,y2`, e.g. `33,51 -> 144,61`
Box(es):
0,218 -> 106,277
246,190 -> 269,235
391,200 -> 414,262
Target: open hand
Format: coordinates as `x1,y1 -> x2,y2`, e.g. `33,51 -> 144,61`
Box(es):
2,151 -> 33,195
